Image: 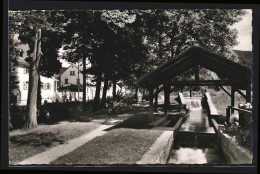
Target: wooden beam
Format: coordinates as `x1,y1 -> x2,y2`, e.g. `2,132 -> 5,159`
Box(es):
234,87 -> 247,100
219,85 -> 231,97
166,80 -> 232,86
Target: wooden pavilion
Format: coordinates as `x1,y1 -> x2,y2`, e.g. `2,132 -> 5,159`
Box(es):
138,46 -> 252,119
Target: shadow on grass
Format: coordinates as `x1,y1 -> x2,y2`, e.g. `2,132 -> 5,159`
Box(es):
63,105 -> 148,123
10,132 -> 64,147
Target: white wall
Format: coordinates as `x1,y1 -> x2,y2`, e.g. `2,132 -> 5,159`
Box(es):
60,64 -> 83,87
17,66 -> 58,105
16,43 -> 58,105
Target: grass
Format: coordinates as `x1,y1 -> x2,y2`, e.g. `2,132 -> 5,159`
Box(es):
9,105 -> 148,164
107,112 -> 165,130
9,122 -> 100,164
51,128 -> 163,164
208,89 -> 246,115
64,105 -> 147,123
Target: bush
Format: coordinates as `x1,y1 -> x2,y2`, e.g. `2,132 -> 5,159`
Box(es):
223,122 -> 252,151
120,94 -> 136,105
38,102 -> 82,124
10,105 -> 26,129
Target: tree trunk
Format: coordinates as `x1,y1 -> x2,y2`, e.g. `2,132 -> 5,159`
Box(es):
25,28 -> 41,129
93,73 -> 102,111
37,75 -> 41,110
134,86 -> 139,103
82,56 -> 86,111
101,76 -> 109,108
112,79 -> 117,101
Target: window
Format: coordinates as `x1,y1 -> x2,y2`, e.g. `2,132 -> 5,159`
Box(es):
23,81 -> 29,90
77,78 -> 80,84
42,83 -> 47,90
70,71 -> 75,76
65,79 -> 68,84
23,68 -> 29,74
46,83 -> 51,90
19,51 -> 23,57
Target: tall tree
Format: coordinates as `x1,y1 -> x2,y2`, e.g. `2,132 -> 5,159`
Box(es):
61,10 -> 106,111
9,11 -> 64,128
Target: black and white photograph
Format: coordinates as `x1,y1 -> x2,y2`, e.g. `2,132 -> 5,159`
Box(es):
2,0 -> 259,172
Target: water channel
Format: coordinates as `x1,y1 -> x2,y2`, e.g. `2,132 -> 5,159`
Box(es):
167,97 -> 227,164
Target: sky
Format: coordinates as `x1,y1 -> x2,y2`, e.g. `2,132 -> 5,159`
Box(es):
231,9 -> 252,51
60,9 -> 253,67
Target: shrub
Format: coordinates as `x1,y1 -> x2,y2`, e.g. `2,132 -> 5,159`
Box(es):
9,105 -> 26,129
38,102 -> 71,124
223,122 -> 252,151
120,94 -> 136,105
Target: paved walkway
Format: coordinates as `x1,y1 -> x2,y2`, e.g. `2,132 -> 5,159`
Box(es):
16,124 -> 112,165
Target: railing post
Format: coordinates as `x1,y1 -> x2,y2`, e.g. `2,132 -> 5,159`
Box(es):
231,86 -> 235,114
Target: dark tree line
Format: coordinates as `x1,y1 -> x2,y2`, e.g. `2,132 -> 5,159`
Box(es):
9,9 -> 246,128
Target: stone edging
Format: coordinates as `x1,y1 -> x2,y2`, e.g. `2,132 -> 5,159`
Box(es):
136,131 -> 173,164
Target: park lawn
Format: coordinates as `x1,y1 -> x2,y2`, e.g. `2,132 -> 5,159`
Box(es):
9,122 -> 100,164
51,128 -> 163,164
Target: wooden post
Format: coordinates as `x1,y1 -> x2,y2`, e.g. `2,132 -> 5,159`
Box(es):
226,106 -> 231,124
149,88 -> 154,123
231,86 -> 235,114
154,87 -> 159,112
164,84 -> 170,115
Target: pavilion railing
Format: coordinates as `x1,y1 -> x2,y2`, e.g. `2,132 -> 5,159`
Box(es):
226,105 -> 252,127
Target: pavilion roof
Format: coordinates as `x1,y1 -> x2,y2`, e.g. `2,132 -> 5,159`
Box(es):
138,46 -> 252,90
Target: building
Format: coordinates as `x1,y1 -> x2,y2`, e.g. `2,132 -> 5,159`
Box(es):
56,63 -> 126,101
14,44 -> 59,105
55,63 -> 96,101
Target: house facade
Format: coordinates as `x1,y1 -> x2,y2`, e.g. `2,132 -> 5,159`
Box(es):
56,63 -> 98,101
56,63 -> 125,101
14,44 -> 59,105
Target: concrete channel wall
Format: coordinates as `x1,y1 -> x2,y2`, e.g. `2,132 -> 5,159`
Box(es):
178,92 -> 186,105
206,93 -> 252,164
211,118 -> 253,164
204,92 -> 218,116
138,116 -> 184,164
136,131 -> 174,164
